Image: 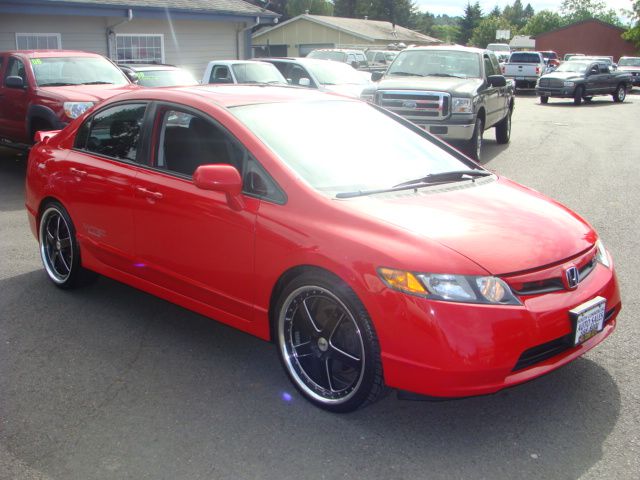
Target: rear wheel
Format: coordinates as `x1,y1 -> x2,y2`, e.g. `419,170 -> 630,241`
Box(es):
495,109 -> 511,144
584,96 -> 593,103
573,86 -> 584,106
39,202 -> 94,289
613,84 -> 626,103
275,271 -> 385,412
540,96 -> 549,104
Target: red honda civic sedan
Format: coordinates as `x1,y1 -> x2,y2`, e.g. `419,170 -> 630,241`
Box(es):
26,86 -> 621,412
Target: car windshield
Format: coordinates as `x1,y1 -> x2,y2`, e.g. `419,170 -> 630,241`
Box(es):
555,61 -> 589,73
135,69 -> 198,87
31,56 -> 129,86
487,44 -> 510,52
619,57 -> 640,66
232,63 -> 287,84
541,52 -> 557,59
308,51 -> 347,62
306,61 -> 369,85
231,100 -> 473,196
387,50 -> 481,79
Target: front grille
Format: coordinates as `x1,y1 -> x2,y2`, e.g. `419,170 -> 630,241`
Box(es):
376,90 -> 450,122
512,307 -> 617,372
539,78 -> 564,88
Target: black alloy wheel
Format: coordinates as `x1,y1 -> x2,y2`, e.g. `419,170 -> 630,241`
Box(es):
276,271 -> 385,412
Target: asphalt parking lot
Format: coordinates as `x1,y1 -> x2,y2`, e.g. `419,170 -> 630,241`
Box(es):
1,91 -> 639,480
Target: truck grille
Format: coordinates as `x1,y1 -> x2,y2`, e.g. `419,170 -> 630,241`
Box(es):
375,90 -> 450,121
538,78 -> 564,88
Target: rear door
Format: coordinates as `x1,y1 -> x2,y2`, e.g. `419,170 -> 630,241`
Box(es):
64,102 -> 149,273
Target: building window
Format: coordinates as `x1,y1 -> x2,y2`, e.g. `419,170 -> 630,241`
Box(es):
115,34 -> 164,64
16,33 -> 61,50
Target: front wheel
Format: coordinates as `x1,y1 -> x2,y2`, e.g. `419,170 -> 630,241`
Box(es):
495,109 -> 511,144
573,86 -> 584,106
467,117 -> 484,161
540,95 -> 549,104
613,84 -> 626,103
275,271 -> 385,412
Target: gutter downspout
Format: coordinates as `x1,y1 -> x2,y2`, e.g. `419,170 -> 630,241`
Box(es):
237,16 -> 261,60
106,9 -> 134,60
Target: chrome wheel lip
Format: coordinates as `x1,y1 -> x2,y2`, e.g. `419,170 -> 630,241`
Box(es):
618,86 -> 626,101
39,207 -> 73,284
278,285 -> 366,405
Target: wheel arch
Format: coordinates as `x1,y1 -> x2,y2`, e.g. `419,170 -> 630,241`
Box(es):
475,107 -> 486,128
36,196 -> 65,236
27,105 -> 61,141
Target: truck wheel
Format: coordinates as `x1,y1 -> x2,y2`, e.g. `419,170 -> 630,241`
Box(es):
30,119 -> 54,143
495,109 -> 511,144
540,96 -> 549,104
584,96 -> 593,103
467,118 -> 483,161
573,87 -> 584,106
612,84 -> 626,103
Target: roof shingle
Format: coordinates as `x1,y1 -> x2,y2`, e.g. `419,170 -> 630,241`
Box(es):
41,0 -> 276,16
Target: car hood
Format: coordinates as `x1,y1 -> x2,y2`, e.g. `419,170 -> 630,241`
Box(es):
618,66 -> 640,72
343,177 -> 595,275
376,76 -> 483,96
541,71 -> 584,81
321,83 -> 368,98
37,84 -> 137,102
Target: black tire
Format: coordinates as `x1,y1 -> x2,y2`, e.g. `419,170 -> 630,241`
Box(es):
275,270 -> 385,413
495,109 -> 511,144
467,117 -> 484,161
540,96 -> 549,104
613,84 -> 626,103
584,96 -> 593,103
30,119 -> 53,144
39,201 -> 94,289
573,86 -> 583,106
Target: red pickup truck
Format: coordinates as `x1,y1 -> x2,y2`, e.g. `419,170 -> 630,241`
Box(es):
0,50 -> 136,148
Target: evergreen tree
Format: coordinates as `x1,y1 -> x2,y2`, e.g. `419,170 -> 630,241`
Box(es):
523,3 -> 535,20
470,16 -> 512,48
458,2 -> 483,45
489,5 -> 502,18
286,0 -> 333,16
560,0 -> 623,26
333,0 -> 358,18
522,10 -> 565,36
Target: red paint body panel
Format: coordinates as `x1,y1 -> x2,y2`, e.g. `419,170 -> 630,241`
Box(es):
25,86 -> 622,398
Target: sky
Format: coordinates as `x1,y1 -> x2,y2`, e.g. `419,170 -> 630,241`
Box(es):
413,0 -> 635,18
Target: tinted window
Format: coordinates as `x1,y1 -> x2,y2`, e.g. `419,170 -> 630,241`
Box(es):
80,103 -> 147,161
509,53 -> 541,63
598,64 -> 610,74
209,65 -> 232,84
484,55 -> 497,77
5,57 -> 26,83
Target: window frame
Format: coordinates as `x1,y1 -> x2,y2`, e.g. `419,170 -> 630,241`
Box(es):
15,33 -> 61,50
115,33 -> 165,64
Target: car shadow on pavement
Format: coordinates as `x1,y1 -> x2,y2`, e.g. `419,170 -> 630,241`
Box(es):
0,268 -> 621,480
0,147 -> 28,212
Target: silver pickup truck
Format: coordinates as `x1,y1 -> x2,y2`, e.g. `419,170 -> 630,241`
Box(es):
361,45 -> 514,161
502,51 -> 546,89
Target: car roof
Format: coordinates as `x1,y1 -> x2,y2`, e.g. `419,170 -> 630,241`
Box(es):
102,84 -> 356,109
260,57 -> 348,67
119,64 -> 180,71
205,60 -> 274,66
402,45 -> 488,55
0,50 -> 103,58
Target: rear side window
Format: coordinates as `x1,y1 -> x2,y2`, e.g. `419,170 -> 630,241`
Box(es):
209,65 -> 232,84
509,53 -> 541,63
484,55 -> 497,77
75,103 -> 147,162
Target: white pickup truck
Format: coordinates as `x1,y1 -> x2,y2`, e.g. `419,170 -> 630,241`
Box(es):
502,51 -> 546,90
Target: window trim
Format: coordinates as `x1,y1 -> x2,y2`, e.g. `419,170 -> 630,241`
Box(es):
15,33 -> 62,50
115,33 -> 165,64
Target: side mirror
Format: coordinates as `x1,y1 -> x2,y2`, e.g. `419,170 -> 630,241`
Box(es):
5,76 -> 25,89
371,71 -> 384,82
298,77 -> 311,87
193,164 -> 244,210
487,75 -> 507,87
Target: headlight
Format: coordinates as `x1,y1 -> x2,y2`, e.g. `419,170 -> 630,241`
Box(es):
378,268 -> 521,305
595,239 -> 610,268
451,97 -> 472,114
63,102 -> 94,119
563,81 -> 575,87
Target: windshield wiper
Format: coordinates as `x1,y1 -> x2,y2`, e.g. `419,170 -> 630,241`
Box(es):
80,81 -> 114,85
336,170 -> 492,199
38,82 -> 79,86
388,71 -> 424,77
393,170 -> 491,188
425,73 -> 467,78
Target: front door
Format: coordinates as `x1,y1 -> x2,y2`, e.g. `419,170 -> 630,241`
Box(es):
0,56 -> 30,143
132,105 -> 260,328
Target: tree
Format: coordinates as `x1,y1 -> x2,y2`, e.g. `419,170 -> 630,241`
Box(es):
470,16 -> 513,48
367,0 -> 417,28
286,0 -> 333,16
503,0 -> 526,28
523,3 -> 535,21
489,5 -> 502,18
522,10 -> 566,36
458,2 -> 483,45
560,0 -> 624,27
432,24 -> 461,43
333,0 -> 358,18
623,1 -> 640,50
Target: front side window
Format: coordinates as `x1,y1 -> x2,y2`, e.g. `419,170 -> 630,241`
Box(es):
5,57 -> 26,84
77,103 -> 147,162
16,33 -> 61,50
116,34 -> 163,64
484,55 -> 497,77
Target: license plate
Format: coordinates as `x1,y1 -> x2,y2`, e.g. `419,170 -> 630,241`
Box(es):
516,76 -> 525,80
570,296 -> 606,345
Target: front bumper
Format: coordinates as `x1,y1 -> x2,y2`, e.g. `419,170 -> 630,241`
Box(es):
415,122 -> 475,141
536,86 -> 575,98
370,260 -> 621,398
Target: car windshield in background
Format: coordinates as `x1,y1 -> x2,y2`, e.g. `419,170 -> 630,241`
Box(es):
136,69 -> 198,87
509,53 -> 541,63
231,100 -> 472,196
32,57 -> 129,86
306,61 -> 369,85
555,61 -> 589,73
308,51 -> 347,62
232,63 -> 286,84
387,50 -> 480,79
541,52 -> 558,59
619,57 -> 640,66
